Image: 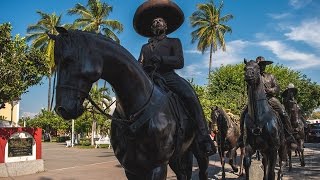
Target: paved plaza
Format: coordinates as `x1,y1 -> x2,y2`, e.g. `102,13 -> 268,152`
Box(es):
1,142 -> 319,180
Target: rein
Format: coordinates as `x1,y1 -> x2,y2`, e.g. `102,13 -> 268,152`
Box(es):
57,83 -> 155,124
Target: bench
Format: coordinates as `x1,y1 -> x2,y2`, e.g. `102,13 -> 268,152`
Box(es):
95,136 -> 111,149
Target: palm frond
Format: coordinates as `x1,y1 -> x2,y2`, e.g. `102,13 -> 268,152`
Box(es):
25,32 -> 44,42
68,3 -> 92,19
32,34 -> 48,49
101,20 -> 123,33
103,28 -> 120,43
26,25 -> 48,33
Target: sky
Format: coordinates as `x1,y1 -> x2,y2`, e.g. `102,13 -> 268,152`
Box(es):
1,0 -> 319,118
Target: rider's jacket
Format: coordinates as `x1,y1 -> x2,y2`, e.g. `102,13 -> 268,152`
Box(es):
138,35 -> 184,74
261,72 -> 280,98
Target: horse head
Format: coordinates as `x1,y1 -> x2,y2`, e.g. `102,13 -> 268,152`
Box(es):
48,27 -> 103,120
244,59 -> 261,87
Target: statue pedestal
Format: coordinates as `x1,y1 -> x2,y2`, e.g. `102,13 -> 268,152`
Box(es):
0,128 -> 44,177
0,159 -> 44,177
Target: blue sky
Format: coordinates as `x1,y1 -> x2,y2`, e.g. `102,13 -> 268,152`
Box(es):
1,0 -> 319,117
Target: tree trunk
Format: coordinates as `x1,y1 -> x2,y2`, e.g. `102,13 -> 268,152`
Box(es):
50,71 -> 56,111
91,113 -> 97,146
48,75 -> 52,111
208,43 -> 214,85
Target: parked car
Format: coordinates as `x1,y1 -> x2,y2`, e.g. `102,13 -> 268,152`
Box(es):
305,123 -> 320,143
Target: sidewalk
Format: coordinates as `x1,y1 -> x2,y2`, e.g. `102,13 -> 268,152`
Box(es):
4,142 -> 318,179
0,142 -> 231,180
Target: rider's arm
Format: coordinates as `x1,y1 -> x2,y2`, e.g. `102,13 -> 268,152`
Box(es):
138,45 -> 146,65
267,74 -> 280,96
160,38 -> 184,69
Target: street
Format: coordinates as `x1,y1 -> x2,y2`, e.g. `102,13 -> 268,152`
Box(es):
1,143 -> 319,180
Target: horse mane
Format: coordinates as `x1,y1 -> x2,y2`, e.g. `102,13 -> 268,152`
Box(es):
217,107 -> 233,128
69,29 -> 116,44
58,29 -> 139,67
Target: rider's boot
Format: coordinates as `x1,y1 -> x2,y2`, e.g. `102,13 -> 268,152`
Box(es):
281,111 -> 298,149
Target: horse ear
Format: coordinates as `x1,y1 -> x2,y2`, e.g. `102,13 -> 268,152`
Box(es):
46,32 -> 56,40
55,26 -> 68,34
244,58 -> 248,64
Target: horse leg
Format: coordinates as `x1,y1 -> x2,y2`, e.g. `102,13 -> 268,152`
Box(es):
300,140 -> 305,167
145,164 -> 168,180
288,149 -> 292,171
278,144 -> 285,180
239,147 -> 245,176
277,154 -> 283,180
268,150 -> 277,180
243,145 -> 253,180
169,151 -> 193,180
218,147 -> 226,180
229,148 -> 239,173
262,155 -> 268,180
192,141 -> 209,180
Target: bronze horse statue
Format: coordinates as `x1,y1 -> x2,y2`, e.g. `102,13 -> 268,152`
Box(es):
243,59 -> 286,180
49,27 -> 213,180
211,106 -> 244,179
282,89 -> 305,170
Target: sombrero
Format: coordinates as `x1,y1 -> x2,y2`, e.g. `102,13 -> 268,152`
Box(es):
133,0 -> 184,37
256,56 -> 273,66
282,83 -> 298,97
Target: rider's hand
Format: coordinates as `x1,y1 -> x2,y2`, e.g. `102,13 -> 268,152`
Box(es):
265,88 -> 273,94
150,55 -> 162,64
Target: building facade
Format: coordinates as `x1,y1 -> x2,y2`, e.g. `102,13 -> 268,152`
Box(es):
0,102 -> 20,127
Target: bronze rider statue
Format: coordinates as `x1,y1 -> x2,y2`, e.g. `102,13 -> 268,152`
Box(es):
133,0 -> 215,156
238,56 -> 297,148
282,83 -> 308,128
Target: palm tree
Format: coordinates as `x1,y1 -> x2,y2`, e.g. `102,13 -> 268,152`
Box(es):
26,11 -> 63,111
190,0 -> 233,84
68,0 -> 123,43
83,85 -> 111,146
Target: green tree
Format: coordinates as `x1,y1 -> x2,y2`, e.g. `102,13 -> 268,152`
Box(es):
190,0 -> 233,83
26,11 -> 63,111
206,63 -> 320,117
82,85 -> 112,145
189,79 -> 213,121
208,63 -> 246,115
27,109 -> 70,136
310,111 -> 320,119
0,23 -> 48,108
68,0 -> 123,43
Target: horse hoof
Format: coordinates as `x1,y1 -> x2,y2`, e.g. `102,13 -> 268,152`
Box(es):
301,162 -> 305,167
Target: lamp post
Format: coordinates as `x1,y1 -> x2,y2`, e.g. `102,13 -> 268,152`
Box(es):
71,119 -> 75,147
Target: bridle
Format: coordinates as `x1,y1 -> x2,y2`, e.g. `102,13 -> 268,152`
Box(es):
55,61 -> 155,123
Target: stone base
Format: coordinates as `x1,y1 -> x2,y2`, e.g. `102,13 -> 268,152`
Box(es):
0,159 -> 44,177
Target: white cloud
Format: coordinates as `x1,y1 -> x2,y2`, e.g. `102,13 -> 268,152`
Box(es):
185,49 -> 202,54
258,40 -> 320,69
289,0 -> 312,9
285,19 -> 320,49
268,13 -> 291,20
178,40 -> 250,78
